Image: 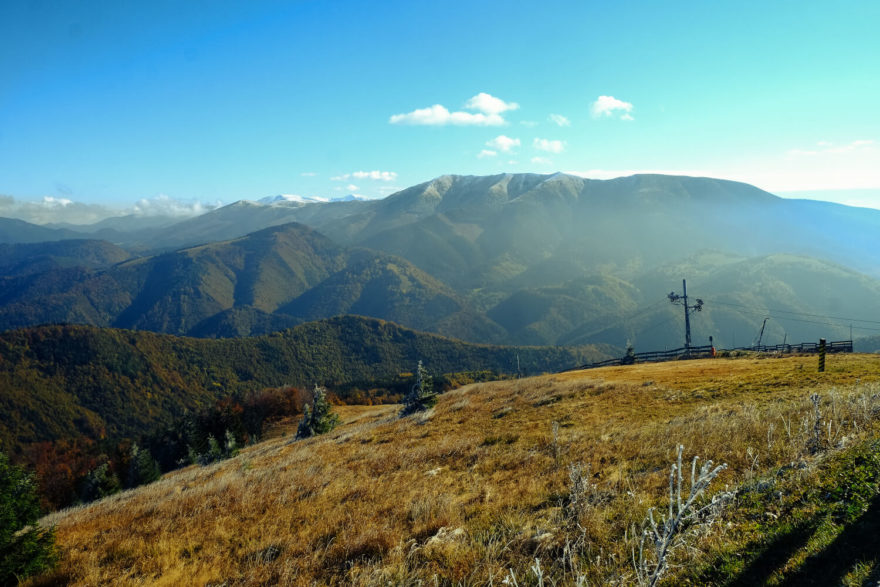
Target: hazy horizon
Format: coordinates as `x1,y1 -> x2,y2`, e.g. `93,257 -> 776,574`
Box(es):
2,1 -> 878,216
3,173 -> 880,226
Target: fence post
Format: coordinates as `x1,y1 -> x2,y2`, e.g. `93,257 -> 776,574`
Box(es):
818,338 -> 826,372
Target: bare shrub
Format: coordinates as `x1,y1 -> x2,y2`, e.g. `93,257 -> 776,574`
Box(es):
632,445 -> 734,586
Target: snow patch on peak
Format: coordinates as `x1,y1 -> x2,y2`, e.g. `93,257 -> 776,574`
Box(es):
258,194 -> 330,205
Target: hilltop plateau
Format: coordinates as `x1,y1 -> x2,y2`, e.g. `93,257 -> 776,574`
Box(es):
29,354 -> 880,585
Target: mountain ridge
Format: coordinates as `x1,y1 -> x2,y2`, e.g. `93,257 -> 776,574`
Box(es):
3,173 -> 880,349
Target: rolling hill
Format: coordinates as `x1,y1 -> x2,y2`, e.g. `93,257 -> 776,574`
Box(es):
0,316 -> 611,457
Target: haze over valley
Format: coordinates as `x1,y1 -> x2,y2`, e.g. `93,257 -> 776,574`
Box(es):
3,173 -> 880,353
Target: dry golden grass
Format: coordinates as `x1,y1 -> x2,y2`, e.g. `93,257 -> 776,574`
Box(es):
31,354 -> 880,585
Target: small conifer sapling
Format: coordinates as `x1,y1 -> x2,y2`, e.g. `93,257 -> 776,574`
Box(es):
401,360 -> 438,416
296,385 -> 340,439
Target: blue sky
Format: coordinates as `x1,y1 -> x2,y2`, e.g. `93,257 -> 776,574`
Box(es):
2,0 -> 879,217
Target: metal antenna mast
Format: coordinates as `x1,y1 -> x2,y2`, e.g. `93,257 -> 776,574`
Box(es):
668,279 -> 703,350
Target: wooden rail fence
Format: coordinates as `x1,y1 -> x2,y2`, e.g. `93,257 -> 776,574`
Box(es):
573,340 -> 853,371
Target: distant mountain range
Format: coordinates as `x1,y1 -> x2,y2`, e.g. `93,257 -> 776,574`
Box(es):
2,173 -> 880,349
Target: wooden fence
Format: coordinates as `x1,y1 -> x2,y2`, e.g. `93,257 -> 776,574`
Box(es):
573,340 -> 853,371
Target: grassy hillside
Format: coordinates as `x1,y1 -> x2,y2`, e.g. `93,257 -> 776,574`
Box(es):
0,317 -> 611,457
28,354 -> 880,585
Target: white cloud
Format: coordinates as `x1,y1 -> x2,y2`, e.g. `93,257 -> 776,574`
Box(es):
133,194 -> 223,217
389,93 -> 518,126
331,170 -> 398,182
0,193 -> 225,224
486,135 -> 520,152
464,92 -> 519,115
390,104 -> 505,126
549,114 -> 571,127
0,195 -> 111,224
591,95 -> 634,120
42,196 -> 73,207
346,184 -> 359,191
531,156 -> 553,165
477,149 -> 498,158
533,138 -> 565,153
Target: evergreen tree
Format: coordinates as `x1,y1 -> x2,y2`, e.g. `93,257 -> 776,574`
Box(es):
77,461 -> 120,503
1,451 -> 56,584
126,443 -> 161,489
401,360 -> 437,416
295,385 -> 340,439
296,404 -> 313,439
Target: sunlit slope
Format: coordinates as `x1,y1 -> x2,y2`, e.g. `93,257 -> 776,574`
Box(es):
36,354 -> 880,585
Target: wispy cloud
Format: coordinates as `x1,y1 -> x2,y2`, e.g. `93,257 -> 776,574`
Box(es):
565,168 -> 711,180
0,192 -> 222,224
591,95 -> 634,120
133,194 -> 223,217
331,170 -> 398,181
531,156 -> 553,165
533,138 -> 565,153
787,139 -> 875,158
477,149 -> 498,158
486,135 -> 520,152
549,113 -> 570,127
731,139 -> 880,193
389,93 -> 518,126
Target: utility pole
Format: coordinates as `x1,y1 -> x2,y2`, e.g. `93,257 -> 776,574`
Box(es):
668,279 -> 703,350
